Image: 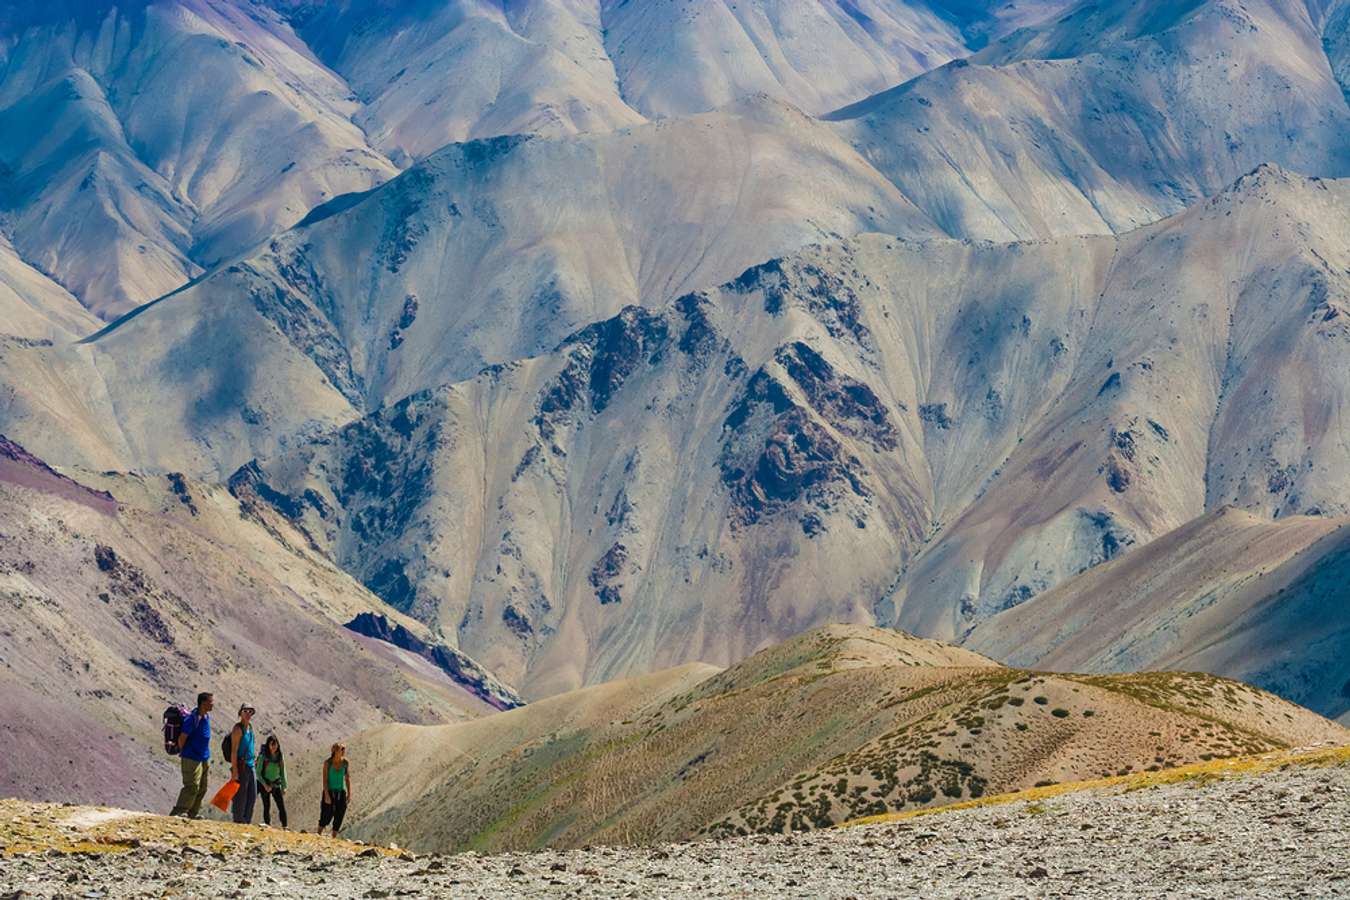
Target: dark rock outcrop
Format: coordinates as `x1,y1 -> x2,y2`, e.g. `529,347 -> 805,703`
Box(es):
720,369 -> 870,531
345,612 -> 522,710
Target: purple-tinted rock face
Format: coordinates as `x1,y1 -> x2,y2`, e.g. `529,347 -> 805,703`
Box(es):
0,435 -> 116,514
345,612 -> 522,711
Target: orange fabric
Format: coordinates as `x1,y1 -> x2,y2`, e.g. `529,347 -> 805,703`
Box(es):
209,778 -> 240,812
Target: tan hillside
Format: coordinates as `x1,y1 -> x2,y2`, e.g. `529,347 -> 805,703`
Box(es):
0,236 -> 101,342
966,508 -> 1350,724
292,624 -> 1347,853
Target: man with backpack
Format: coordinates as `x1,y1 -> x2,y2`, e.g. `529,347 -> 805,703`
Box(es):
169,692 -> 213,818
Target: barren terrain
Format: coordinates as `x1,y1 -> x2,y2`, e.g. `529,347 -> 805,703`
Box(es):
2,746 -> 1346,898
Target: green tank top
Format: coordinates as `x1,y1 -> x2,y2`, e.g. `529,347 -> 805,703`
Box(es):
326,759 -> 348,791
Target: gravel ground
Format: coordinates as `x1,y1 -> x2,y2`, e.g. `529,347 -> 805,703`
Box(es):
2,758 -> 1347,899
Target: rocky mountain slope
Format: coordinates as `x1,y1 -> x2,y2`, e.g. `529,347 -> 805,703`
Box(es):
206,165 -> 1350,698
2,0 -> 1339,474
828,0 -> 1350,240
12,0 -> 1344,442
0,0 -> 397,315
261,0 -> 1072,157
4,0 -> 1340,322
968,508 -> 1350,724
0,0 -> 1073,315
3,746 -> 1349,896
0,96 -> 942,479
281,625 -> 1346,852
0,436 -> 502,812
0,236 -> 100,342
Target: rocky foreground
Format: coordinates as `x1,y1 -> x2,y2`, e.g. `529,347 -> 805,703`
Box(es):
1,748 -> 1347,899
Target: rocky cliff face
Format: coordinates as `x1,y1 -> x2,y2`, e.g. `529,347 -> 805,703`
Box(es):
224,167 -> 1350,697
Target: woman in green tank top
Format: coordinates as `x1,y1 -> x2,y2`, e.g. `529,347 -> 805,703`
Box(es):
317,742 -> 352,837
257,735 -> 288,829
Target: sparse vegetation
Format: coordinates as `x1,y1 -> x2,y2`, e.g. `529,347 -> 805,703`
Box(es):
841,745 -> 1350,829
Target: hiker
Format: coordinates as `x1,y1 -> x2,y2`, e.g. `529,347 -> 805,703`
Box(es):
170,692 -> 213,818
229,704 -> 258,824
317,743 -> 352,837
257,734 -> 288,829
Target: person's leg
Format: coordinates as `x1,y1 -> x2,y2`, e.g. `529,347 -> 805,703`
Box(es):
274,789 -> 288,829
189,761 -> 209,818
170,757 -> 197,816
231,774 -> 245,824
249,771 -> 259,823
260,788 -> 272,825
331,791 -> 348,834
318,796 -> 334,835
234,766 -> 257,824
176,760 -> 208,818
243,768 -> 257,823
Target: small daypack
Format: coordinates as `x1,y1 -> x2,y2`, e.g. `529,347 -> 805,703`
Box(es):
162,705 -> 189,755
221,732 -> 232,761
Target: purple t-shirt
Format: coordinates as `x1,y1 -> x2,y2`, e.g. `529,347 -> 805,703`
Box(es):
180,710 -> 211,762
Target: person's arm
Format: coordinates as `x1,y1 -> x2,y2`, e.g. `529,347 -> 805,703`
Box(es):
322,759 -> 331,804
231,725 -> 243,780
344,764 -> 351,801
256,754 -> 268,792
279,760 -> 288,792
176,713 -> 195,752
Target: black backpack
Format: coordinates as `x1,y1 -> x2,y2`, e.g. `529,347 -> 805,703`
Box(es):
222,731 -> 232,761
162,706 -> 189,755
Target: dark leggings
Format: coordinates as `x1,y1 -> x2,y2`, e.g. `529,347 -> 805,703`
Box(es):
260,786 -> 287,827
319,791 -> 348,833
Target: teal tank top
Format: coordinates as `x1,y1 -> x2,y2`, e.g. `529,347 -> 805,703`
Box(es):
236,726 -> 256,766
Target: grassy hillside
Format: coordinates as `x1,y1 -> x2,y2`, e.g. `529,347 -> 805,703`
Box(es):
301,625 -> 1347,852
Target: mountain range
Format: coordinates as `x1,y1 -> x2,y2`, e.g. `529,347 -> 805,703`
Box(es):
1,0 -> 1349,817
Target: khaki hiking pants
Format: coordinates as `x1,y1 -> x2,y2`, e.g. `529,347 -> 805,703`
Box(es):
171,758 -> 209,818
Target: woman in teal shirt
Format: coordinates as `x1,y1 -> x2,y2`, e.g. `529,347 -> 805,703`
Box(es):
317,742 -> 352,837
257,735 -> 288,828
229,704 -> 257,824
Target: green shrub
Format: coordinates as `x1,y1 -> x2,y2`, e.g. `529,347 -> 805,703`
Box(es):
1051,708 -> 1070,718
